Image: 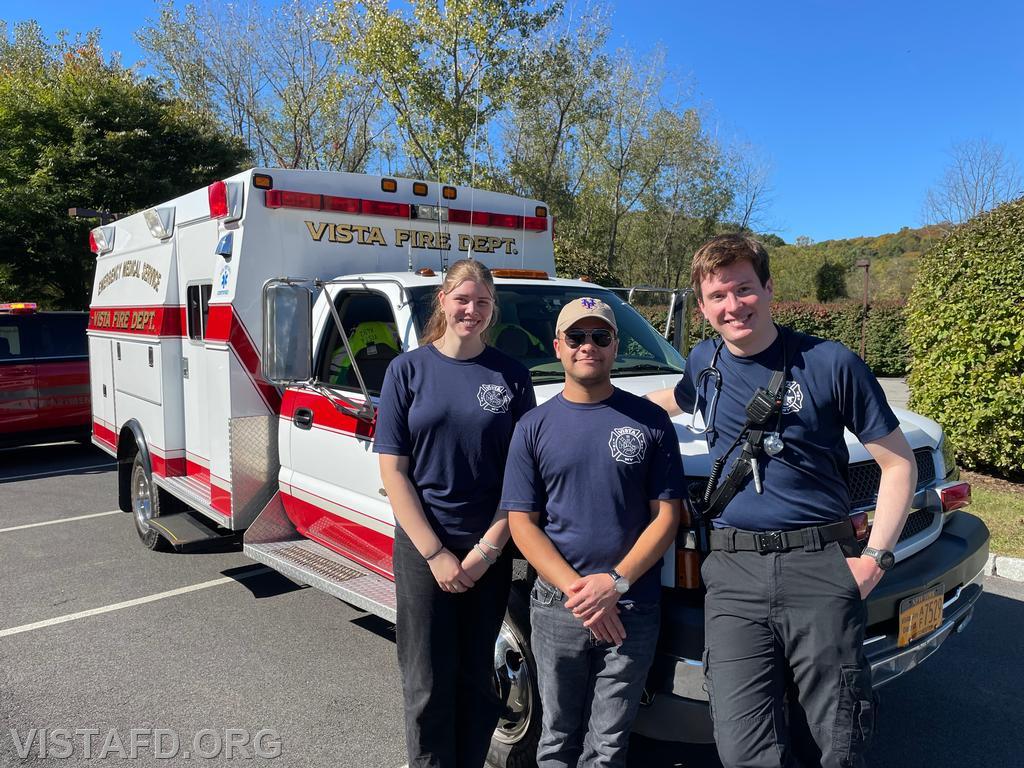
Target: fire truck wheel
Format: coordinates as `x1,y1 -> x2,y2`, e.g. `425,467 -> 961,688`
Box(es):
130,453 -> 170,551
488,584 -> 541,768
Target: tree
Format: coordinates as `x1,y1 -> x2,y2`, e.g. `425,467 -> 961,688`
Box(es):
0,21 -> 249,308
727,142 -> 775,232
923,138 -> 1022,227
331,0 -> 561,183
139,0 -> 380,171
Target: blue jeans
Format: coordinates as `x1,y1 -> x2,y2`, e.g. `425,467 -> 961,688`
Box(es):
530,577 -> 660,768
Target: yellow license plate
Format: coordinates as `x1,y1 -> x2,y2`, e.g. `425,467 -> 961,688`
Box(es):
897,585 -> 944,647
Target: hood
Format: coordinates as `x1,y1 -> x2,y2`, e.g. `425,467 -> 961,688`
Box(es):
534,374 -> 942,477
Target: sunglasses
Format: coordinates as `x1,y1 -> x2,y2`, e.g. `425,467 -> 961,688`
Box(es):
562,328 -> 615,348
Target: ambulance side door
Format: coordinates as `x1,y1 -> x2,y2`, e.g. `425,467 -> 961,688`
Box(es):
281,286 -> 404,576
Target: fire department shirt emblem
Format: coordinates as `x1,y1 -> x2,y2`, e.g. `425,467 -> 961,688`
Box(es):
609,426 -> 646,464
477,384 -> 512,414
783,381 -> 803,414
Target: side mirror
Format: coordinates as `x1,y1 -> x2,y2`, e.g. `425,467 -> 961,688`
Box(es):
262,281 -> 312,384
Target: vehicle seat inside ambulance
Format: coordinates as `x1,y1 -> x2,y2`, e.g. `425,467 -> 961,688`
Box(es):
330,321 -> 400,393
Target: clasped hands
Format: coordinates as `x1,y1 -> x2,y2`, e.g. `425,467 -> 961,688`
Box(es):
564,573 -> 626,646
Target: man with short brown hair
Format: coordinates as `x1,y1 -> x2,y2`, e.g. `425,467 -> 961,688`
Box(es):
648,234 -> 916,768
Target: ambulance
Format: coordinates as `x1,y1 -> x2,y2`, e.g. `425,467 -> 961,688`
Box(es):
88,168 -> 989,765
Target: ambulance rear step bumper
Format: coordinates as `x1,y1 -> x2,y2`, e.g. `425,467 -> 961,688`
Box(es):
243,492 -> 396,623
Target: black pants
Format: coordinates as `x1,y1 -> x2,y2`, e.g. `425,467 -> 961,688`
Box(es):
702,538 -> 875,768
393,527 -> 513,768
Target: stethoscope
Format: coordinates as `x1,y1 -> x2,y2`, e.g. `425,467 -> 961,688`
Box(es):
685,341 -> 725,437
685,331 -> 787,457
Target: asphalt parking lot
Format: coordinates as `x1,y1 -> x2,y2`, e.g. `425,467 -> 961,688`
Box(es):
2,443 -> 1022,767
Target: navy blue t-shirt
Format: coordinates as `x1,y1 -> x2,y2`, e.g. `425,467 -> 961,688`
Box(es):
500,388 -> 684,603
674,327 -> 900,531
374,344 -> 536,547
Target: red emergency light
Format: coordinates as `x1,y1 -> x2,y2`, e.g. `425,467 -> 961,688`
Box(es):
209,180 -> 230,219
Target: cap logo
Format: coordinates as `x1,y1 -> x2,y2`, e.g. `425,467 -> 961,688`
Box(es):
581,297 -> 597,309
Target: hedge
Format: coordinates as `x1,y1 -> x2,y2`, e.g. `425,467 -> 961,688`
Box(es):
906,197 -> 1024,478
633,300 -> 909,377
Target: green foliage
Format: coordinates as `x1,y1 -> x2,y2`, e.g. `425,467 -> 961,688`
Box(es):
553,238 -> 620,286
0,21 -> 249,308
906,197 -> 1024,478
767,225 -> 945,303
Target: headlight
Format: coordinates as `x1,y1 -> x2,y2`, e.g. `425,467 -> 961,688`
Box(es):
939,435 -> 959,481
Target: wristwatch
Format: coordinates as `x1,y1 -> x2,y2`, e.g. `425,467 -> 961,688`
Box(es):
861,547 -> 896,571
608,569 -> 631,595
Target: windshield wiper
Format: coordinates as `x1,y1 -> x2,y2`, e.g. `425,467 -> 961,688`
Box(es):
613,362 -> 682,375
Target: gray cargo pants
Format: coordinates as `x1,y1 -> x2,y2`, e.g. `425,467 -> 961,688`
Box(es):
702,537 -> 875,768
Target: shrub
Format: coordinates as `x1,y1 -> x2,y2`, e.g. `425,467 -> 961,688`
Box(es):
906,197 -> 1024,478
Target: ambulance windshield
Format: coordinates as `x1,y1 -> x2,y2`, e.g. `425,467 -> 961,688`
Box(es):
407,285 -> 685,382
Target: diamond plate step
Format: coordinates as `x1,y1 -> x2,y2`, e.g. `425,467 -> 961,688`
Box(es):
243,491 -> 396,623
245,539 -> 397,622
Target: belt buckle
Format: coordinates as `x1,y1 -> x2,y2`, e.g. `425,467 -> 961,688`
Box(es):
754,530 -> 785,553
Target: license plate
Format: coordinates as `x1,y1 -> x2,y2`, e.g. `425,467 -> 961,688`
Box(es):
897,585 -> 944,647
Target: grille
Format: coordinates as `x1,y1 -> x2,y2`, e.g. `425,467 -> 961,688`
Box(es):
848,448 -> 936,509
897,509 -> 936,542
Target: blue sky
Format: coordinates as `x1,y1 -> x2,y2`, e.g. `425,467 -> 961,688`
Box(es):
6,0 -> 1023,242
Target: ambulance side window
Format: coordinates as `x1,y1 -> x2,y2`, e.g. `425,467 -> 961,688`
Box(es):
186,284 -> 213,341
318,292 -> 400,396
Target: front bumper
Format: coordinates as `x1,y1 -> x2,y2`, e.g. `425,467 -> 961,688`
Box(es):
632,511 -> 990,744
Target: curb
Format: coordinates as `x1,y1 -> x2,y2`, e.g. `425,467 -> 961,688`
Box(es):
983,553 -> 1024,582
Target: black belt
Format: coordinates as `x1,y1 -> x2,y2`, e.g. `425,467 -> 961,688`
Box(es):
709,518 -> 855,554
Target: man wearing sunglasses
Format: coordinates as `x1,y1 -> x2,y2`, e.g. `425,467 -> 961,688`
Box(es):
502,297 -> 683,768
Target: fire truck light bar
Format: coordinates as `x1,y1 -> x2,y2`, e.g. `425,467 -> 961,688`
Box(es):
264,189 -> 548,231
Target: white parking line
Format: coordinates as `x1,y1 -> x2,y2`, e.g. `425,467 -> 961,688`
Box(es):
0,510 -> 121,534
2,462 -> 115,482
0,567 -> 272,639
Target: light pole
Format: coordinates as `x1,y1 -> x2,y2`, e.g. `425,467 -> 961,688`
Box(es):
856,258 -> 870,360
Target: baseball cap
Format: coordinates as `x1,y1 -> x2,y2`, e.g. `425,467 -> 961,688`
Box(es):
555,297 -> 618,334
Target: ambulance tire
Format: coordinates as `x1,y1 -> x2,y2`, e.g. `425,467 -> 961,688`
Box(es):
488,584 -> 541,768
130,453 -> 170,551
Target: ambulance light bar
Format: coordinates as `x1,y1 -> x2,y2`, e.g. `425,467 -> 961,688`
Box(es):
89,226 -> 116,254
0,302 -> 38,314
264,188 -> 548,231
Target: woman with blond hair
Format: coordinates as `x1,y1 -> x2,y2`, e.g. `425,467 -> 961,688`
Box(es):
374,259 -> 536,768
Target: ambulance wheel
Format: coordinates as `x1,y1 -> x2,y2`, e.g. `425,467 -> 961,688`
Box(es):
488,585 -> 541,768
130,453 -> 169,551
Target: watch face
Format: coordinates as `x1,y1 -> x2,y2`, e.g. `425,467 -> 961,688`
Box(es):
879,550 -> 896,570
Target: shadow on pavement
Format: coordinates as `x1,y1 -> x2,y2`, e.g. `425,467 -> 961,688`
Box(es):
0,441 -> 115,483
223,564 -> 306,599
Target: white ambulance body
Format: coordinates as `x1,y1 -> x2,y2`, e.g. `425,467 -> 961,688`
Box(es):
88,168 -> 554,543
